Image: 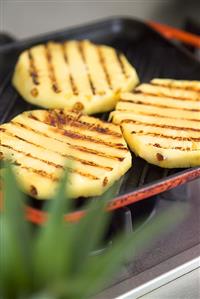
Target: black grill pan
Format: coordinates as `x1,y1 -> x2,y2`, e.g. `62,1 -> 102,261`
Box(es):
0,17 -> 199,223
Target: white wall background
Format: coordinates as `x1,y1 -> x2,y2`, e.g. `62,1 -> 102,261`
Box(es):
1,0 -> 200,39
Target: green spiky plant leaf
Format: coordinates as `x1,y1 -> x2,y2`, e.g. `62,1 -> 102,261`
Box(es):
0,163 -> 187,299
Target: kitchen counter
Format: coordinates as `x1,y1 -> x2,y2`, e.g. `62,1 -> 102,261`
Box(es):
140,268 -> 200,299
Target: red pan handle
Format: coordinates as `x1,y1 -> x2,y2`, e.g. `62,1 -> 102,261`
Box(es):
148,21 -> 200,49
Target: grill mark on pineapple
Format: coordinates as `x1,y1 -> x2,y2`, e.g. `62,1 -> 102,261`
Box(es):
136,92 -> 200,102
2,128 -> 112,171
30,185 -> 38,196
68,118 -> 121,137
70,145 -> 124,161
78,41 -> 96,95
27,115 -> 128,150
156,153 -> 164,161
43,110 -> 121,137
135,85 -> 200,101
116,110 -> 200,122
119,98 -> 200,112
149,143 -> 198,151
45,44 -> 61,93
61,43 -> 79,95
11,121 -> 124,161
122,119 -> 200,132
1,144 -> 100,180
21,166 -> 98,182
131,130 -> 200,142
115,51 -> 129,79
20,166 -> 59,181
103,176 -> 108,187
52,127 -> 127,150
28,50 -> 39,85
97,47 -> 112,89
151,81 -> 200,92
0,151 -> 3,160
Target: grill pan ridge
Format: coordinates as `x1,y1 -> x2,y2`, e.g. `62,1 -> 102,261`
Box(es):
0,17 -> 200,223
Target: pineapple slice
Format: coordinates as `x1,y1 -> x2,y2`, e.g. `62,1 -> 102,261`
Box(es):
110,79 -> 200,168
0,109 -> 131,199
12,40 -> 139,114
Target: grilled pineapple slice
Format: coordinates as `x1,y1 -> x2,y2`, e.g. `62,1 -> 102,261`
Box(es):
0,109 -> 131,199
12,40 -> 139,114
110,79 -> 200,168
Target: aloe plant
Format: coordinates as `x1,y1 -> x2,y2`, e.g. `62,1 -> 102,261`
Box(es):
0,164 -> 187,299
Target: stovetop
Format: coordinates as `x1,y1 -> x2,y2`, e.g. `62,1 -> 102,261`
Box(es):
96,179 -> 200,298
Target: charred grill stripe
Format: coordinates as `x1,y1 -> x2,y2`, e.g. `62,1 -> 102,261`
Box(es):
1,143 -> 100,180
60,166 -> 99,180
122,119 -> 200,132
28,50 -> 39,85
135,90 -> 199,102
120,99 -> 137,104
20,166 -> 59,181
45,44 -> 60,93
24,166 -> 98,180
11,121 -> 124,161
43,111 -> 121,137
2,127 -> 112,171
70,144 -> 124,161
67,157 -> 112,170
149,143 -> 198,151
151,82 -> 200,92
116,110 -> 200,122
66,117 -> 121,137
51,127 -> 127,150
0,151 -> 3,160
131,130 -> 200,142
62,43 -> 79,95
97,47 -> 112,89
1,144 -> 63,169
119,98 -> 200,112
78,42 -> 96,95
115,51 -> 129,79
27,115 -> 128,150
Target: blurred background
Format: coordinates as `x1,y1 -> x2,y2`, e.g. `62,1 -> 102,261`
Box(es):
1,0 -> 200,38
